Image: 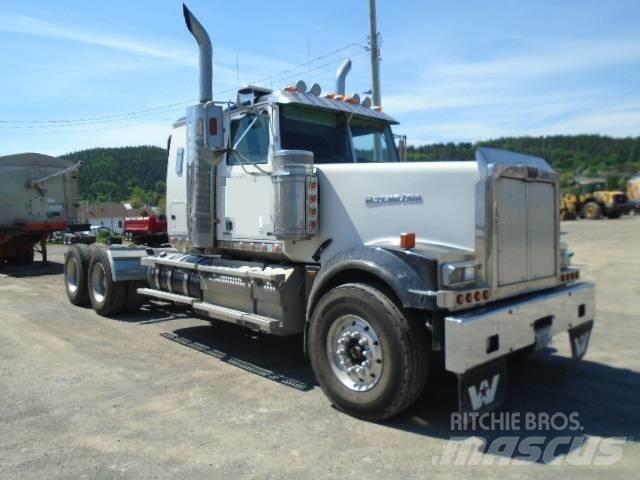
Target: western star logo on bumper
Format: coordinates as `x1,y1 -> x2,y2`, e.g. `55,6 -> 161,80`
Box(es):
468,374 -> 501,410
459,360 -> 506,412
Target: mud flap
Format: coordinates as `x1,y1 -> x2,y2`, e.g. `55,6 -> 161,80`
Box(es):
569,320 -> 593,361
457,359 -> 507,412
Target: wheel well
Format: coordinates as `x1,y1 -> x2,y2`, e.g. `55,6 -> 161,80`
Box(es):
309,268 -> 403,318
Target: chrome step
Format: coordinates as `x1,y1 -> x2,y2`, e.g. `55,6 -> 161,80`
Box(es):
136,287 -> 281,333
192,302 -> 281,333
137,288 -> 196,306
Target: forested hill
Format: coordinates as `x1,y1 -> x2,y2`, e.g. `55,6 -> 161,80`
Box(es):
61,135 -> 639,205
62,146 -> 167,206
407,135 -> 640,189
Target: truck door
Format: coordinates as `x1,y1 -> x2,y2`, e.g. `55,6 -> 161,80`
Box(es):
221,108 -> 274,241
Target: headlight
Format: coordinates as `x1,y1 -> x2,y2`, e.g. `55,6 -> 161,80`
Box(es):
441,262 -> 476,287
560,241 -> 573,269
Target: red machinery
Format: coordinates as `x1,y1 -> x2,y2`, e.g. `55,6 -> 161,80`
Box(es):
124,214 -> 168,246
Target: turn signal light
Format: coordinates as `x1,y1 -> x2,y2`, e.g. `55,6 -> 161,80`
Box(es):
209,118 -> 218,135
455,289 -> 491,307
400,232 -> 415,249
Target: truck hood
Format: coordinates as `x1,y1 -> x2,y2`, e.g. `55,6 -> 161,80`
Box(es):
283,161 -> 481,263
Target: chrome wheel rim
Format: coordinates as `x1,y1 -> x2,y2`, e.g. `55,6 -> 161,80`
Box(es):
66,257 -> 79,294
327,314 -> 383,392
91,262 -> 107,303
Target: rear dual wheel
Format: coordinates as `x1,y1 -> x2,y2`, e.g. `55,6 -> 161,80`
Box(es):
65,244 -> 92,305
309,283 -> 429,421
64,244 -> 145,315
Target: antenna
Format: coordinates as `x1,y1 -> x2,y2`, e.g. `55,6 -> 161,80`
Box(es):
236,54 -> 240,89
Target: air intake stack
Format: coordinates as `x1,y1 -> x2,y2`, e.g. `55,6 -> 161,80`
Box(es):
335,59 -> 352,95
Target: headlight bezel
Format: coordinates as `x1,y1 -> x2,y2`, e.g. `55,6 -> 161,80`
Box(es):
441,261 -> 476,288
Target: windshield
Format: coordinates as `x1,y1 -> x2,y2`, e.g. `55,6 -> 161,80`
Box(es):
279,104 -> 398,164
580,182 -> 606,194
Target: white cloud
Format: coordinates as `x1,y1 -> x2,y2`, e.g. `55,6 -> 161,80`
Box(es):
0,12 -> 296,81
0,13 -> 196,65
385,35 -> 640,143
426,39 -> 640,82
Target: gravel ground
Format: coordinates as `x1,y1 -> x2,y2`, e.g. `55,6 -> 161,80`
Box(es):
1,217 -> 639,479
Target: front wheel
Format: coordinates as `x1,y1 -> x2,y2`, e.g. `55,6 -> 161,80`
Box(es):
309,283 -> 429,421
582,201 -> 602,220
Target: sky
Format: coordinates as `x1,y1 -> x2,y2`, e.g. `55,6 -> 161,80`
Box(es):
0,0 -> 639,156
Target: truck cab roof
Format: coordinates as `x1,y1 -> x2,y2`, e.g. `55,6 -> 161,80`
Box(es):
173,86 -> 398,129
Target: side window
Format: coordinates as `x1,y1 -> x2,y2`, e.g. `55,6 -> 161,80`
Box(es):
175,147 -> 185,176
351,122 -> 398,163
227,113 -> 270,165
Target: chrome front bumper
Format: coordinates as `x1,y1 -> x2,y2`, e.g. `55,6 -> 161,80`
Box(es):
444,282 -> 595,374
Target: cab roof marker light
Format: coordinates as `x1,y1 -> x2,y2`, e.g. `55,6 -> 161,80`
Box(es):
295,80 -> 307,94
345,93 -> 361,105
310,83 -> 321,96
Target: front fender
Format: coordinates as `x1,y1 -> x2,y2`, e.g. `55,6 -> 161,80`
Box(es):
306,245 -> 442,322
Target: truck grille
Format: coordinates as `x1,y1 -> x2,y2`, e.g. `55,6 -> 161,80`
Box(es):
496,177 -> 557,286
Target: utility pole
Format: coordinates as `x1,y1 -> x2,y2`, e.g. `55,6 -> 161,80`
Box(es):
369,0 -> 383,161
369,0 -> 381,107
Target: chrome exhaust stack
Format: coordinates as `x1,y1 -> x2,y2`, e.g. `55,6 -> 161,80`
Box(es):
182,4 -> 222,251
335,59 -> 352,95
183,3 -> 212,103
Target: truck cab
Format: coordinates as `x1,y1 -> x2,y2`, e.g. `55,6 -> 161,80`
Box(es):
63,4 -> 596,421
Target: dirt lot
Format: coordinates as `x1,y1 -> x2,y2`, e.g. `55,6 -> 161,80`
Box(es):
1,217 -> 639,479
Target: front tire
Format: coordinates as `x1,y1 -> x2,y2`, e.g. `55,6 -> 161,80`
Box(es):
582,201 -> 601,219
309,283 -> 429,421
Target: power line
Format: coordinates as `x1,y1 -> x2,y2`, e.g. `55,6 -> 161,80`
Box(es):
0,41 -> 366,128
5,115 -> 180,136
6,51 -> 372,138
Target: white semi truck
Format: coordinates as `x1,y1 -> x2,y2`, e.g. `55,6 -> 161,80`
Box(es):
63,5 -> 595,420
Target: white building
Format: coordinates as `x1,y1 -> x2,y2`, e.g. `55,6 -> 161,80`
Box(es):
78,202 -> 148,234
